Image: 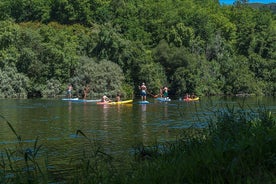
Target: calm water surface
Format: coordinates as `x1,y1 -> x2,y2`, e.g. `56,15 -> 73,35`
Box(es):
0,96 -> 275,168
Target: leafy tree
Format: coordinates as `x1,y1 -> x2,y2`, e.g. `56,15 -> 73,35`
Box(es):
71,57 -> 125,98
92,24 -> 159,88
153,40 -> 191,78
195,59 -> 224,96
234,0 -> 249,6
248,10 -> 276,59
28,23 -> 79,83
0,1 -> 11,21
0,0 -> 275,98
0,66 -> 30,98
91,0 -> 113,23
249,54 -> 276,95
0,46 -> 20,69
136,61 -> 167,95
0,21 -> 20,51
170,67 -> 189,97
49,0 -> 94,25
4,0 -> 51,23
166,23 -> 196,48
229,6 -> 257,57
110,0 -> 151,44
222,55 -> 262,95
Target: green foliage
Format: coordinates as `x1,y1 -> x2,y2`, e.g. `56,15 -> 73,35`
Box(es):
1,0 -> 51,23
49,0 -> 95,25
0,0 -> 275,98
221,55 -> 263,95
170,67 -> 189,96
0,66 -> 30,98
0,115 -> 50,183
40,79 -> 63,98
0,1 -> 10,21
0,21 -> 19,51
0,21 -> 96,97
71,57 -> 125,98
137,61 -> 167,95
71,130 -> 115,184
126,105 -> 276,184
166,23 -> 196,47
194,59 -> 225,96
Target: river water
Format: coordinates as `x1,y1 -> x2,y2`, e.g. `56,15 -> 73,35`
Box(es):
0,96 -> 275,170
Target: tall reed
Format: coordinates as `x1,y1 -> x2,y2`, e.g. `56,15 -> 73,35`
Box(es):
0,115 -> 48,183
123,105 -> 276,184
0,105 -> 275,183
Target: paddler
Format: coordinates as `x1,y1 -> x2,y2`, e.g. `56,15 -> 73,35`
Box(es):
138,82 -> 147,101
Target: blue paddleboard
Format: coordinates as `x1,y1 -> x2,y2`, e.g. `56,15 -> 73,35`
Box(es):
62,98 -> 101,102
137,101 -> 150,104
156,97 -> 171,102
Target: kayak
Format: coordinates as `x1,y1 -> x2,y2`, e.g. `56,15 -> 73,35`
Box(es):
96,101 -> 109,105
97,99 -> 133,105
62,98 -> 101,102
137,101 -> 150,104
183,97 -> 200,102
156,97 -> 171,102
96,101 -> 111,104
108,99 -> 133,105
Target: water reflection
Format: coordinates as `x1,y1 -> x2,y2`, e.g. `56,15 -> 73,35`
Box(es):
163,104 -> 168,120
0,97 -> 275,165
67,101 -> 72,126
140,104 -> 147,123
102,104 -> 109,121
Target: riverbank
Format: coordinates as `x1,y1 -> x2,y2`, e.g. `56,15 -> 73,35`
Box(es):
0,105 -> 275,183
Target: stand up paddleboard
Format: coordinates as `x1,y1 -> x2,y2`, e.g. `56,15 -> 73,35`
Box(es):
137,101 -> 150,104
62,98 -> 101,102
156,97 -> 171,102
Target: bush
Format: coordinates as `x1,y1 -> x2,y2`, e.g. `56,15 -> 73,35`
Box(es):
0,66 -> 30,98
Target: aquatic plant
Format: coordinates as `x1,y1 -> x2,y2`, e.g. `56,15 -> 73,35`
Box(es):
126,105 -> 276,183
0,105 -> 275,183
69,130 -> 116,183
0,115 -> 47,183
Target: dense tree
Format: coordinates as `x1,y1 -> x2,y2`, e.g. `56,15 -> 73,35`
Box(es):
0,66 -> 30,98
0,0 -> 275,98
71,57 -> 126,98
49,0 -> 95,25
2,0 -> 51,23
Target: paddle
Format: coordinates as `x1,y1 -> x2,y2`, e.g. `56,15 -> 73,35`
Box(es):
149,93 -> 158,98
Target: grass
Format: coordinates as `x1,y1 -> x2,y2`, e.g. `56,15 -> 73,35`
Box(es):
0,105 -> 275,183
0,115 -> 47,183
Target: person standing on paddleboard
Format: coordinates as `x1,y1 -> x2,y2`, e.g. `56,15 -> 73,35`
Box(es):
163,86 -> 169,99
139,82 -> 147,101
67,84 -> 73,98
83,85 -> 90,99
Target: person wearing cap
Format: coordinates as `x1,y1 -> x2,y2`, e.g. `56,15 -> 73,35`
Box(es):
101,95 -> 110,102
163,86 -> 169,99
138,82 -> 147,101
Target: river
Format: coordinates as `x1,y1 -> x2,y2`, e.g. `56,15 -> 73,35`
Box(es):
0,96 -> 275,171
